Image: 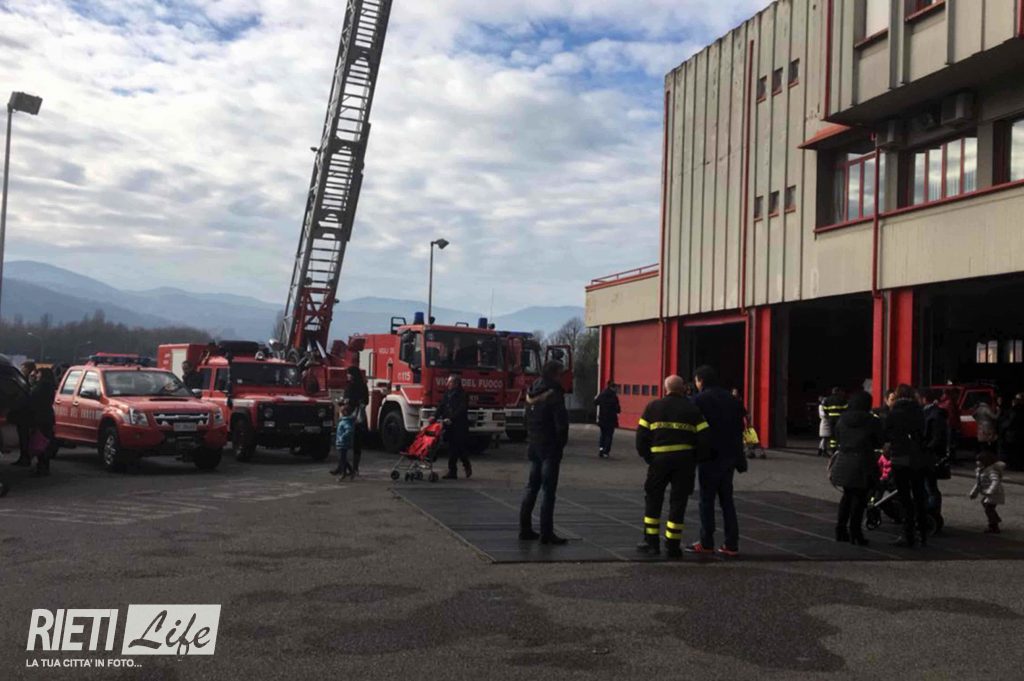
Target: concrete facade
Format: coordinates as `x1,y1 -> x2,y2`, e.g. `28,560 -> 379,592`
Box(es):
586,0 -> 1024,443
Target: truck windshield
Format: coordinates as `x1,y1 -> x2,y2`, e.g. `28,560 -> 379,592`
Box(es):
103,371 -> 191,397
424,331 -> 503,370
521,345 -> 542,375
229,362 -> 301,387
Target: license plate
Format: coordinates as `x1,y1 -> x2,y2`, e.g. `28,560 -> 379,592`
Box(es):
304,426 -> 320,434
173,423 -> 198,432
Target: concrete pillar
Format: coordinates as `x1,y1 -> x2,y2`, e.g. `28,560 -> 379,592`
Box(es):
871,288 -> 916,405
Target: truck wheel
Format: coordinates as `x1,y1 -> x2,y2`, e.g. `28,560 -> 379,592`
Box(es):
505,429 -> 527,443
194,447 -> 222,471
231,419 -> 256,462
99,427 -> 126,472
380,409 -> 409,454
302,437 -> 331,461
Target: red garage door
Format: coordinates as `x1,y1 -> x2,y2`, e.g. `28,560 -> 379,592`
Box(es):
604,320 -> 661,429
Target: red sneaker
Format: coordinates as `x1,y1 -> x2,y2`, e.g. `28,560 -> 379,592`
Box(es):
716,546 -> 739,558
683,542 -> 714,554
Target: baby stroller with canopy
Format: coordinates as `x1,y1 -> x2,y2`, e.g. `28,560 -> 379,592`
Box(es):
390,421 -> 443,483
864,453 -> 941,534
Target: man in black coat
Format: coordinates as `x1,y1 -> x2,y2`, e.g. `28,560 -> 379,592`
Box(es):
593,381 -> 621,458
436,374 -> 472,480
689,366 -> 746,557
519,361 -> 570,545
920,388 -> 948,532
885,384 -> 931,547
832,391 -> 884,544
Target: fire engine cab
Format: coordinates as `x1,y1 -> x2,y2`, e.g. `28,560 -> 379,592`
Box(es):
157,342 -> 335,462
354,314 -> 507,453
499,332 -> 574,443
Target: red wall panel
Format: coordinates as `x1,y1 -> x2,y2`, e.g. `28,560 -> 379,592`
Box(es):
605,320 -> 662,429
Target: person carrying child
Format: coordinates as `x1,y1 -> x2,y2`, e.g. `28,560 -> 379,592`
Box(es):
330,401 -> 356,479
969,450 -> 1006,534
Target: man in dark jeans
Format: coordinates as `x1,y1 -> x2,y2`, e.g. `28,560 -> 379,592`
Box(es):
436,375 -> 472,480
519,361 -> 569,545
593,381 -> 621,458
689,365 -> 746,557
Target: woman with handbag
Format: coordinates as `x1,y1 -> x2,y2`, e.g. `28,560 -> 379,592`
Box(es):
343,366 -> 369,477
831,391 -> 884,545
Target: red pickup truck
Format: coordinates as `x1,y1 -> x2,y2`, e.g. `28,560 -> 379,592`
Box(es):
54,360 -> 228,471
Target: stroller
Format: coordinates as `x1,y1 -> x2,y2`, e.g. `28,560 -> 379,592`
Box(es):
864,453 -> 941,534
390,421 -> 443,483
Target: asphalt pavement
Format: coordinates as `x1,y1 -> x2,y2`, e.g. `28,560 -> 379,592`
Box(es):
1,425 -> 1022,680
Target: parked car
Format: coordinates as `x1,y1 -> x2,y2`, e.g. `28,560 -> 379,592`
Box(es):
54,359 -> 228,471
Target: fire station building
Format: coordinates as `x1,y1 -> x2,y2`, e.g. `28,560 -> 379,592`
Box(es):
586,0 -> 1024,446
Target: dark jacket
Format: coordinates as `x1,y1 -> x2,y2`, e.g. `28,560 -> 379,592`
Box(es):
183,371 -> 204,391
885,398 -> 930,470
344,375 -> 370,424
832,410 -> 884,489
922,403 -> 948,456
1000,404 -> 1024,449
436,385 -> 470,438
526,377 -> 569,453
636,393 -> 711,462
693,386 -> 745,470
594,388 -> 621,427
28,377 -> 57,436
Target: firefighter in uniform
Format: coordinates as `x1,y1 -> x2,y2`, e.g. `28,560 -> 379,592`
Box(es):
822,387 -> 848,455
636,375 -> 711,558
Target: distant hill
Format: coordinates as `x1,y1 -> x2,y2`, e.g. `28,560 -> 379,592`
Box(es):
2,261 -> 584,341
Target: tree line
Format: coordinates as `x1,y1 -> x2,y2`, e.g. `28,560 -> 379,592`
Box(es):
534,317 -> 599,412
0,311 -> 212,363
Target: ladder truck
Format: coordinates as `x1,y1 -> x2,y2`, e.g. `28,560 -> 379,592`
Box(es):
280,0 -> 394,369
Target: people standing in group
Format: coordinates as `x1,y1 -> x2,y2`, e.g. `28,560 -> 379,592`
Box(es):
330,401 -> 356,479
938,388 -> 960,462
874,388 -> 897,423
634,375 -> 710,559
920,388 -> 948,533
436,374 -> 472,480
822,387 -> 847,456
997,393 -> 1024,471
593,381 -> 621,459
343,366 -> 369,477
830,391 -> 884,546
885,384 -> 931,547
688,365 -> 746,557
969,450 -> 1006,533
519,361 -> 570,545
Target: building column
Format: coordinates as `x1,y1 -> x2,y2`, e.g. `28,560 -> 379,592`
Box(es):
749,306 -> 774,448
871,288 -> 916,404
663,318 -> 681,388
599,325 -> 614,389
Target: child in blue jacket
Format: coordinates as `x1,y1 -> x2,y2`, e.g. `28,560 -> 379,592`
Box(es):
331,402 -> 356,479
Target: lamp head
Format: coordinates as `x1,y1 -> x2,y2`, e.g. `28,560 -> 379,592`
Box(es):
433,238 -> 449,250
8,92 -> 42,115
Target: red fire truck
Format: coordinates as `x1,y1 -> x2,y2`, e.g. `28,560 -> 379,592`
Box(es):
157,342 -> 335,462
348,314 -> 508,453
499,332 -> 574,442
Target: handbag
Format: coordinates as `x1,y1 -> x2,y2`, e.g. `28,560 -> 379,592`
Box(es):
27,430 -> 50,456
742,427 -> 760,447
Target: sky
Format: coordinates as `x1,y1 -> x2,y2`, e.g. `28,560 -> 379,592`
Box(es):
0,0 -> 769,314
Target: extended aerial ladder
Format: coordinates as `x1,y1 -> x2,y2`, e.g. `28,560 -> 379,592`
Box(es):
281,0 -> 393,358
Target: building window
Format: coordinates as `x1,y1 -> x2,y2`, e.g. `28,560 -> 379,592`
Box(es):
1005,118 -> 1024,183
757,76 -> 767,101
1004,340 -> 1024,364
768,190 -> 780,216
909,0 -> 940,14
785,185 -> 797,212
831,149 -> 886,224
772,68 -> 783,95
754,195 -> 764,220
908,134 -> 977,206
977,341 -> 999,364
789,59 -> 800,86
864,0 -> 890,38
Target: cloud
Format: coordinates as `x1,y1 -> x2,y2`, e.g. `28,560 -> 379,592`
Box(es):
0,0 -> 769,317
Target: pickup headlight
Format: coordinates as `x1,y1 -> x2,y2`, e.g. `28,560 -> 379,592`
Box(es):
318,407 -> 328,419
212,410 -> 224,424
128,408 -> 149,427
262,406 -> 274,419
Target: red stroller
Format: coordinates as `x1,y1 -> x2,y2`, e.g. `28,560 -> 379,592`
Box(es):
390,422 -> 442,482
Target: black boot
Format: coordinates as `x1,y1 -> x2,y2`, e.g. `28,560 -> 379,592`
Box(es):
636,535 -> 660,556
891,534 -> 916,548
835,526 -> 851,543
11,456 -> 30,467
665,538 -> 683,559
443,470 -> 457,480
464,461 -> 472,479
519,528 -> 540,540
540,534 -> 568,546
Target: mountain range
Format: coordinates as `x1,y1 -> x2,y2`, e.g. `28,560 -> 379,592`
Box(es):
1,261 -> 583,341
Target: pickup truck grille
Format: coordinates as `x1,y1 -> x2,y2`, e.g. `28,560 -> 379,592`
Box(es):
261,404 -> 322,425
153,412 -> 210,427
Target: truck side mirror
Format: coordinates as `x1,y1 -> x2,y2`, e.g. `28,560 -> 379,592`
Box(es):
191,389 -> 202,398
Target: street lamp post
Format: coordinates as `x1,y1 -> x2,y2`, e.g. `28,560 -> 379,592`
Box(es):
73,340 -> 93,362
427,238 -> 449,326
0,91 -> 43,321
26,331 -> 43,362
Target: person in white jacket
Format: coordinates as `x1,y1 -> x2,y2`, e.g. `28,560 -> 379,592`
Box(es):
969,450 -> 1006,533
